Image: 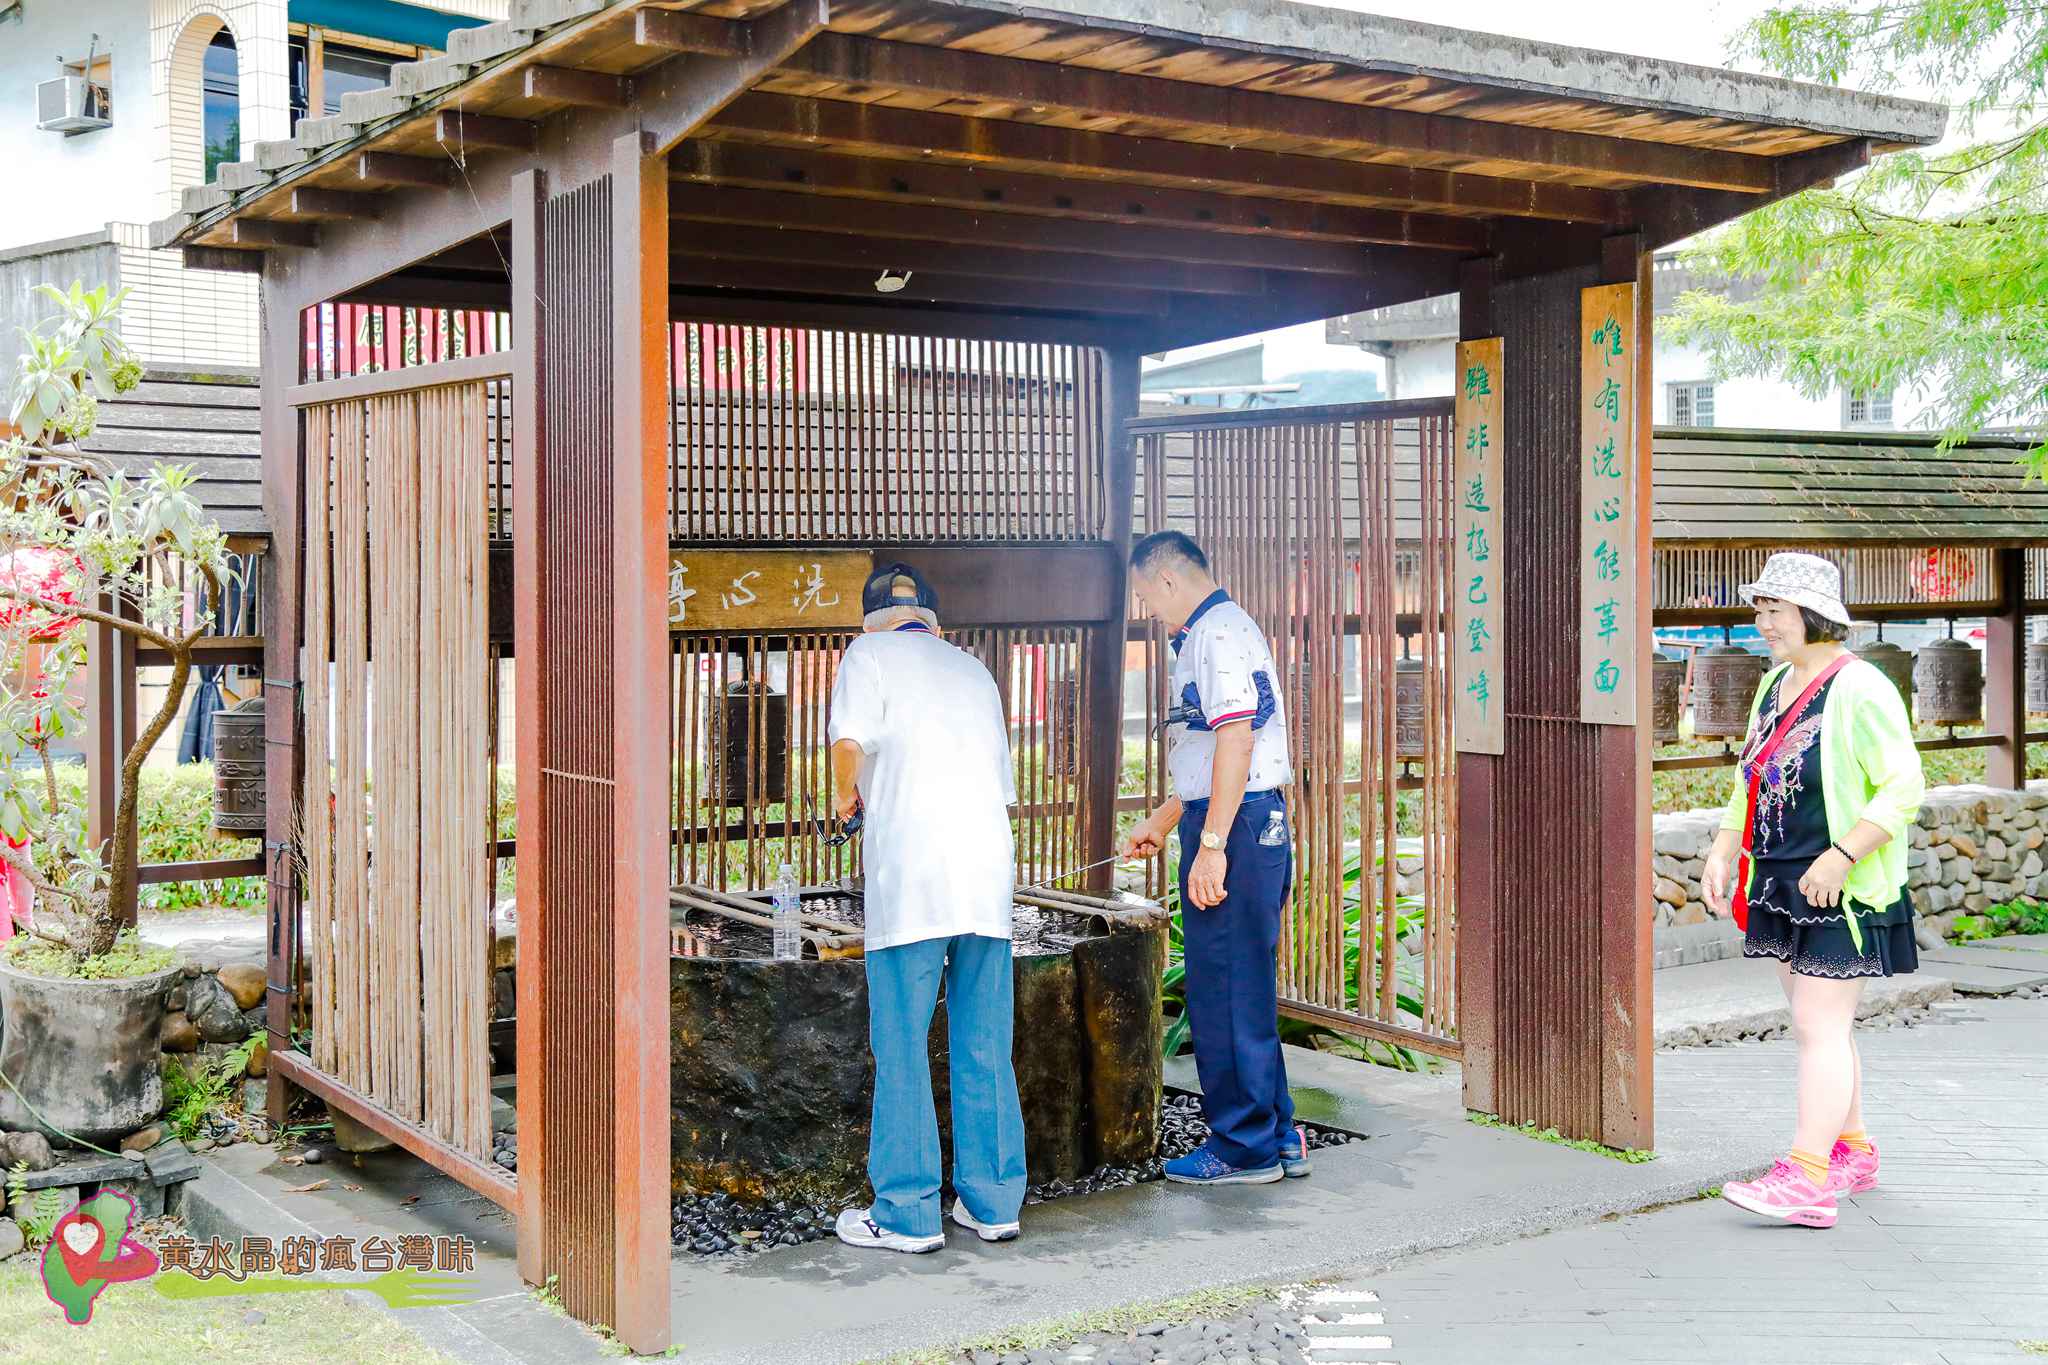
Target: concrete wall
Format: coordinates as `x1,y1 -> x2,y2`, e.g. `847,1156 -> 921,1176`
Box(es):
0,232 -> 122,351
0,0 -> 157,247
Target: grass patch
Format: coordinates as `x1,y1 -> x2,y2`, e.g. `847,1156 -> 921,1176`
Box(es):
1467,1111 -> 1656,1164
2,931 -> 177,981
0,1257 -> 457,1364
1951,900 -> 2048,943
877,1284 -> 1284,1364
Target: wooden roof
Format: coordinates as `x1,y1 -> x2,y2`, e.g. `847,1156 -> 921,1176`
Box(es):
154,0 -> 1943,346
1652,428 -> 2048,548
81,369 -> 266,539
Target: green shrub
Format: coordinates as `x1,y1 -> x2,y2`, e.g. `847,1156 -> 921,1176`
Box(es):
1952,899 -> 2048,942
3,929 -> 175,980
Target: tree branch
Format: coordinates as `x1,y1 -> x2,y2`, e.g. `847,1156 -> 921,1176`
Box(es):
0,585 -> 175,652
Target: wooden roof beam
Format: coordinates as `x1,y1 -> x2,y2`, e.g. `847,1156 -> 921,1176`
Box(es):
666,182 -> 1375,274
635,10 -> 751,58
667,221 -> 1267,295
437,110 -> 538,153
672,139 -> 1489,251
667,257 -> 1171,316
290,187 -> 382,220
523,65 -> 631,109
232,219 -> 319,249
774,34 -> 1778,195
709,93 -> 1628,224
356,151 -> 452,188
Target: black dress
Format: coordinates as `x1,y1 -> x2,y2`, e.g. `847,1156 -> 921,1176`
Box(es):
1739,671 -> 1919,979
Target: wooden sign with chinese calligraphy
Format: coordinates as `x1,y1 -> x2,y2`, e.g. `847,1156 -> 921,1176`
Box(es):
1453,337 -> 1505,755
666,550 -> 871,632
1579,284 -> 1637,726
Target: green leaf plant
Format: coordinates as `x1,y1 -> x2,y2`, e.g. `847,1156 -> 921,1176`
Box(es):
0,283 -> 233,968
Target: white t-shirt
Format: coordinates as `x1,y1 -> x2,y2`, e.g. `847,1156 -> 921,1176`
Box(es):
1167,592 -> 1294,802
828,628 -> 1017,951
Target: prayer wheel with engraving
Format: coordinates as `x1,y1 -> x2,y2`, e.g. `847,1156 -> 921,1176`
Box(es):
1854,639 -> 1916,724
1691,645 -> 1767,739
708,681 -> 788,807
1651,652 -> 1685,744
1394,654 -> 1425,760
2030,639 -> 2048,715
1914,637 -> 1983,725
211,696 -> 265,832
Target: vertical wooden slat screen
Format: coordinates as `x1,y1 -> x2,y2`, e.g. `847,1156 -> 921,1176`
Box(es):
1129,404 -> 1461,1058
297,381 -> 493,1158
302,405 -> 337,1077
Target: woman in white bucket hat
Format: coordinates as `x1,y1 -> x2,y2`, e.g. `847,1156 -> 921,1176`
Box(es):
1702,552 -> 1925,1232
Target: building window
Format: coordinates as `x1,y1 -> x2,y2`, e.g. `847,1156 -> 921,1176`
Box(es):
1845,386 -> 1894,426
202,31 -> 239,182
1668,382 -> 1715,428
290,37 -> 402,130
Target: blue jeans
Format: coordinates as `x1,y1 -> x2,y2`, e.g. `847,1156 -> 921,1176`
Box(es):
1178,790 -> 1296,1169
865,933 -> 1027,1238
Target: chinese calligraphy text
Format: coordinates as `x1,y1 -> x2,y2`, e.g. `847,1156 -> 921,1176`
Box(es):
1453,337 -> 1505,755
1578,285 -> 1638,725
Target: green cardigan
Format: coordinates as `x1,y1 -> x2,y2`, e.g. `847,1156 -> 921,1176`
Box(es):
1719,656 -> 1926,951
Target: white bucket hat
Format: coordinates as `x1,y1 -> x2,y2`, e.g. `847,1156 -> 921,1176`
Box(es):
1738,551 -> 1851,625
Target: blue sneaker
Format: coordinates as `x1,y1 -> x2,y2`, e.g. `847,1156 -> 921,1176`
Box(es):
1164,1144 -> 1283,1186
1280,1125 -> 1312,1179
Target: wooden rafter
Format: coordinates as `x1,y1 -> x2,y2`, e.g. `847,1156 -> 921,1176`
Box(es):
670,139 -> 1489,251
709,92 -> 1629,223
666,220 -> 1268,294
665,181 -> 1381,273
772,34 -> 1779,194
667,254 -> 1170,314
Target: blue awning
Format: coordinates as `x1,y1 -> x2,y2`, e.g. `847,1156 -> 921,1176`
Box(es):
289,0 -> 490,51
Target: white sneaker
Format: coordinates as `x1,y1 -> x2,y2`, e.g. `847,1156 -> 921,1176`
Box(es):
951,1201 -> 1021,1243
834,1207 -> 944,1254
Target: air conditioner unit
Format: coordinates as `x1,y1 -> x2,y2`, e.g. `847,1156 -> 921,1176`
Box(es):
37,76 -> 112,134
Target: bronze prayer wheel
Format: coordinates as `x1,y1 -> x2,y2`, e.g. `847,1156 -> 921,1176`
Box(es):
1914,637 -> 1983,725
1394,654 -> 1425,760
1853,639 -> 1916,724
211,695 -> 266,832
708,680 -> 789,807
1651,651 -> 1685,745
1691,644 -> 1766,739
2030,639 -> 2048,716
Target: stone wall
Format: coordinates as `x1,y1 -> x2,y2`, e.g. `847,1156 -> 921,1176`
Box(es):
1651,780 -> 2048,938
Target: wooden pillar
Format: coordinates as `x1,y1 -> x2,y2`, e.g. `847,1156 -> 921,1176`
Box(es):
1987,546 -> 2028,790
1083,343 -> 1141,889
1454,255 -> 1500,1117
1462,237 -> 1654,1151
1597,233 -> 1656,1152
258,261 -> 303,1124
512,140 -> 671,1352
607,130 -> 673,1358
509,165 -> 548,1291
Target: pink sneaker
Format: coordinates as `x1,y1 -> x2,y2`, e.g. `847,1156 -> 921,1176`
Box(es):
1722,1159 -> 1838,1228
1830,1140 -> 1879,1194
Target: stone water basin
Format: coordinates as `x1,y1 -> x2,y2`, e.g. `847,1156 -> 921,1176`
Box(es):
668,883 -> 1167,1208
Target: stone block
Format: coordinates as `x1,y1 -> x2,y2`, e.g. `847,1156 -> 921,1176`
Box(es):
0,1131 -> 54,1171
1654,877 -> 1688,907
11,1186 -> 77,1224
94,1178 -> 164,1221
0,1217 -> 22,1261
217,965 -> 266,1011
186,976 -> 250,1045
2026,852 -> 2045,878
1987,836 -> 2010,861
1952,833 -> 1980,858
328,1109 -> 396,1155
1653,854 -> 1688,882
142,1142 -> 202,1186
1670,904 -> 1709,926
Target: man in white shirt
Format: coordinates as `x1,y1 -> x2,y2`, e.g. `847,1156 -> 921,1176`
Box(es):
828,563 -> 1027,1253
1121,531 -> 1304,1186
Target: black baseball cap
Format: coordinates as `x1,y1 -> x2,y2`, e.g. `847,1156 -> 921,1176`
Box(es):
862,562 -> 939,616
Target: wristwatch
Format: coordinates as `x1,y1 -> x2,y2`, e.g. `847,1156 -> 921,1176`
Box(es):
1199,830 -> 1225,851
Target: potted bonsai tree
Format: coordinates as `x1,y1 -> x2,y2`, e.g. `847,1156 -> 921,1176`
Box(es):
0,282 -> 231,1146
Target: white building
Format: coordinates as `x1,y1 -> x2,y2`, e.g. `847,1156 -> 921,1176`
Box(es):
1327,253 -> 1922,433
0,0 -> 504,369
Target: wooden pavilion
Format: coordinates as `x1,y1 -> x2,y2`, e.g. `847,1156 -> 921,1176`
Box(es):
153,0 -> 1942,1348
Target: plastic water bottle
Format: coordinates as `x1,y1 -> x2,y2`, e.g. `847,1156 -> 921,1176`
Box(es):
772,863 -> 802,961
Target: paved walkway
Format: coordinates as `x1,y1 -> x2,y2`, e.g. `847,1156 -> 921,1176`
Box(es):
1031,995 -> 2048,1365
1305,994 -> 2048,1365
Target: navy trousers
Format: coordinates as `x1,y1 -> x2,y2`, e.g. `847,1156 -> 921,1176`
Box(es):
1177,789 -> 1295,1169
